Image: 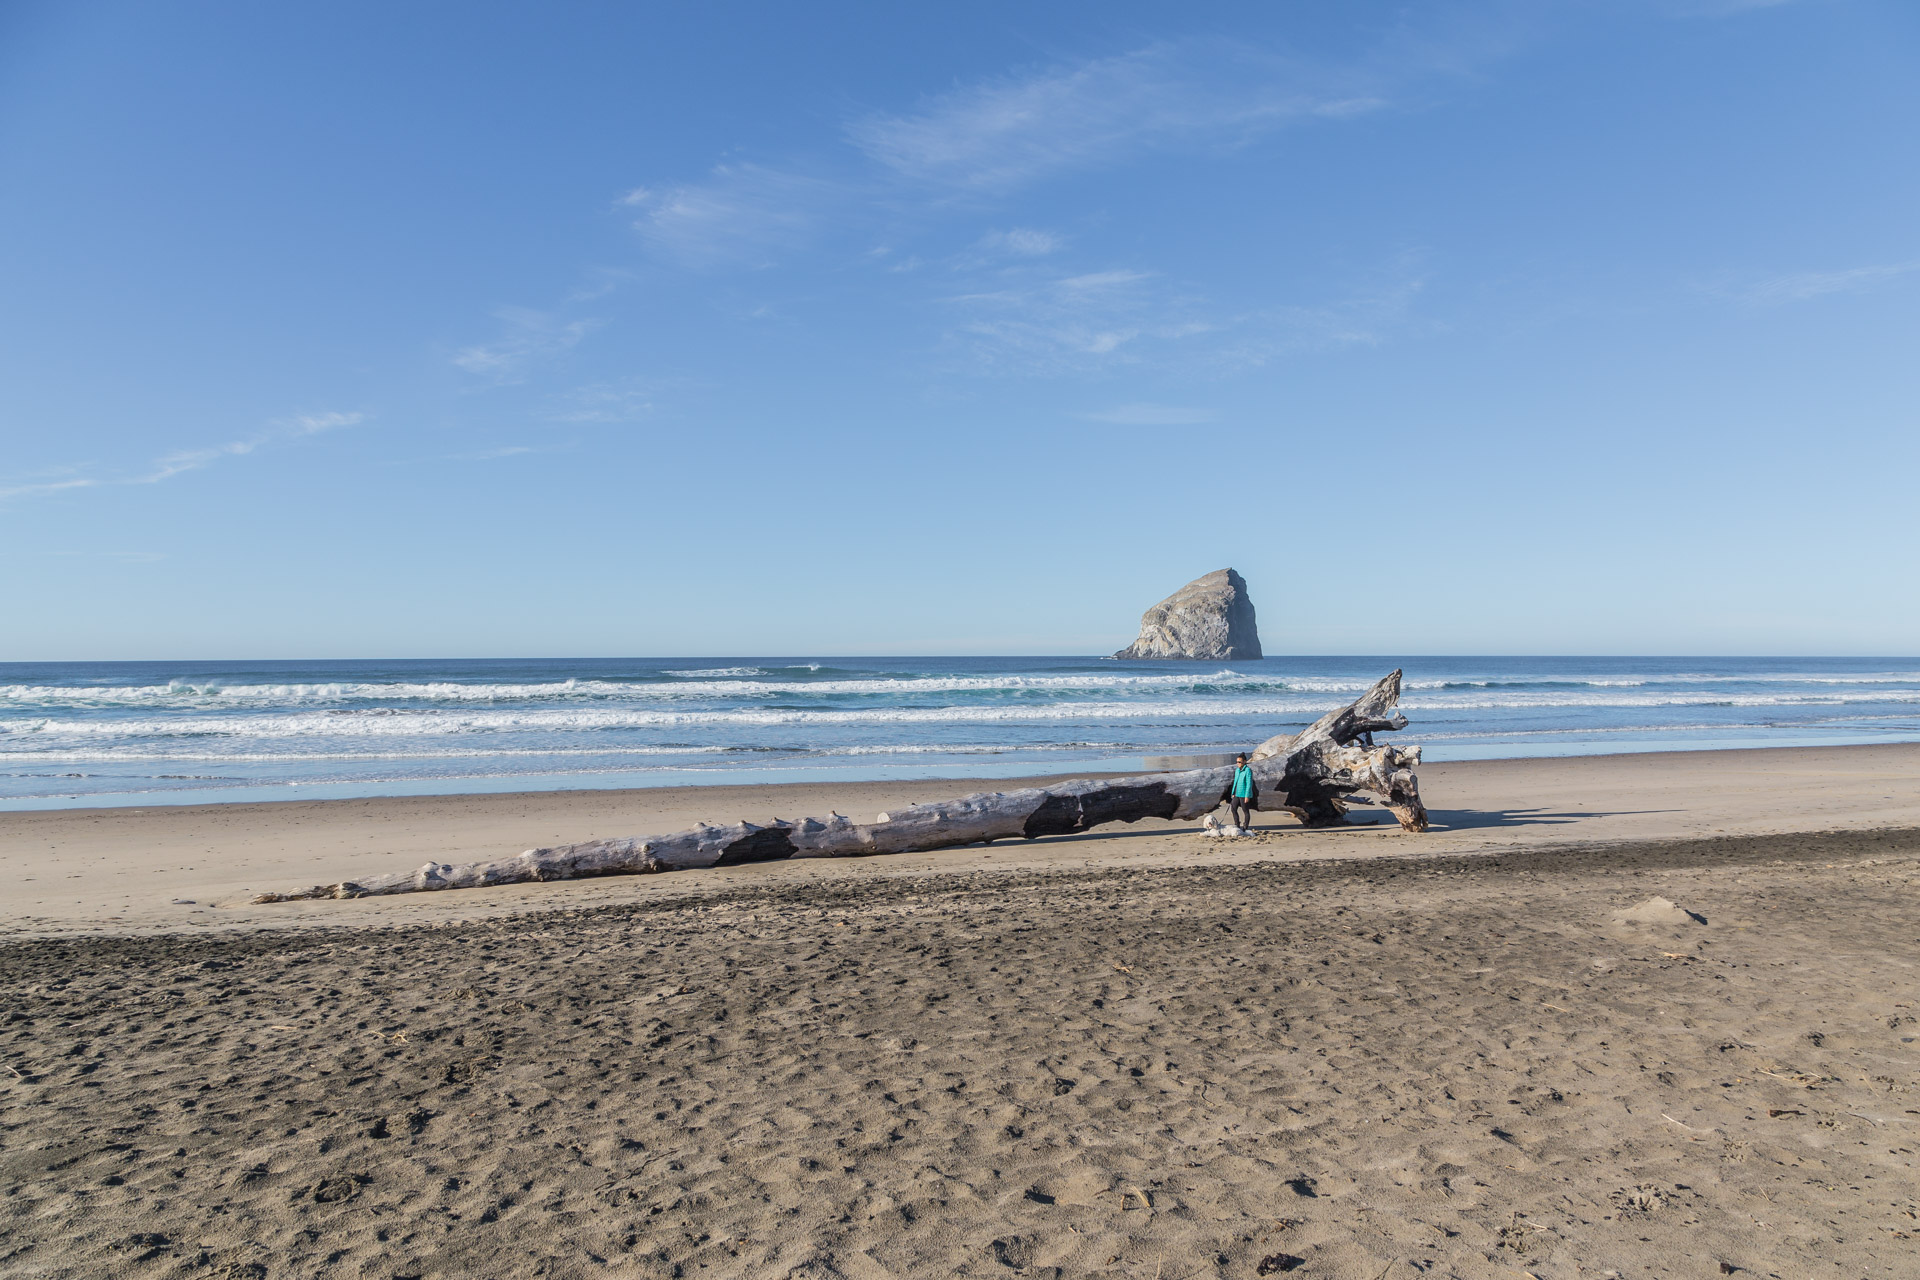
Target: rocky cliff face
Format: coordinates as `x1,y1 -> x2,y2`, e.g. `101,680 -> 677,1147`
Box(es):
1112,569 -> 1262,660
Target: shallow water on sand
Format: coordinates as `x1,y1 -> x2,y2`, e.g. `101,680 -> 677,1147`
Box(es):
2,655 -> 1917,808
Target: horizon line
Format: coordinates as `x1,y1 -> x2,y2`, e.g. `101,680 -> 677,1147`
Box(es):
3,652 -> 1917,665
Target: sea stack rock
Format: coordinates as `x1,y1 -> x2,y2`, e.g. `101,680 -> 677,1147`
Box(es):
1113,569 -> 1262,661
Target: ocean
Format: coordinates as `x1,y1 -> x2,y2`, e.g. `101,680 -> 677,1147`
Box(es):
2,655 -> 1916,810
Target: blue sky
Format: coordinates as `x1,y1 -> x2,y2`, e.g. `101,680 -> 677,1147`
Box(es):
2,0 -> 1915,659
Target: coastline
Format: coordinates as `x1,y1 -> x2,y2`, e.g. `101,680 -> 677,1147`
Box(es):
4,740 -> 1918,938
10,654 -> 1918,812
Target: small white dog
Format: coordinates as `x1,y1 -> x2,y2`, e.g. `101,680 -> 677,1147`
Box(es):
1200,812 -> 1252,839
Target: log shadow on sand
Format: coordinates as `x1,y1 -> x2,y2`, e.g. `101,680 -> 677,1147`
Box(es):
1424,806 -> 1682,831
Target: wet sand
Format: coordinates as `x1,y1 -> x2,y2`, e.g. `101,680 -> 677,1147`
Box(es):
3,743 -> 1919,938
3,745 -> 1919,1277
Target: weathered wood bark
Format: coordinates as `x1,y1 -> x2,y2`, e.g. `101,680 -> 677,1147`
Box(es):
254,670 -> 1427,902
1249,668 -> 1425,830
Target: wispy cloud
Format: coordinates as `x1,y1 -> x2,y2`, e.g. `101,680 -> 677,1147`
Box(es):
867,246 -> 925,274
1732,260 -> 1920,305
135,412 -> 362,487
3,548 -> 167,564
619,38 -> 1416,272
601,29 -> 1465,375
1077,403 -> 1216,426
452,445 -> 536,461
564,266 -> 635,304
135,411 -> 363,483
139,438 -> 262,483
0,411 -> 364,505
978,227 -> 1064,258
946,268 -> 1191,371
1216,274 -> 1427,367
0,475 -> 99,501
847,41 -> 1385,191
545,380 -> 656,424
1671,0 -> 1802,15
625,164 -> 842,267
453,308 -> 596,382
287,411 -> 362,434
942,259 -> 1421,375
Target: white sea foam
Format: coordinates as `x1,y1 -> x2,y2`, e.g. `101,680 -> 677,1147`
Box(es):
0,670 -> 1284,707
7,658 -> 1920,807
6,699 -> 1280,739
6,687 -> 1918,752
0,741 -> 1128,764
8,668 -> 1920,711
1400,690 -> 1920,711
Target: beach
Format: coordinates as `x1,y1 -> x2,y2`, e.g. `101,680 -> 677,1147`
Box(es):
4,743 -> 1919,937
4,744 -> 1919,1277
11,1 -> 1916,1274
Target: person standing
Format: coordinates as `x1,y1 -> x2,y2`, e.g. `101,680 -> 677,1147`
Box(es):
1229,753 -> 1257,829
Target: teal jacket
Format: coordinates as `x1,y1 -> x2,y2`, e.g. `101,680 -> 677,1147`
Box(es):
1231,764 -> 1255,799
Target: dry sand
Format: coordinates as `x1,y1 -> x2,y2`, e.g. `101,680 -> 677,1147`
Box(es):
3,744 -> 1919,1277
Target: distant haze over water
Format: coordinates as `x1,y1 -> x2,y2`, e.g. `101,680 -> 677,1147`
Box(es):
3,656 -> 1917,810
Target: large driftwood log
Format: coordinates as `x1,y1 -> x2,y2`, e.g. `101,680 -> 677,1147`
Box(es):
1249,666 -> 1421,828
254,670 -> 1427,902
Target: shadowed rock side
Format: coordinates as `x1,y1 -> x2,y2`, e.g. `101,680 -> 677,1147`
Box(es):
1112,568 -> 1262,660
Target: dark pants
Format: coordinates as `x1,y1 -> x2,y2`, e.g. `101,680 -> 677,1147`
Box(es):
1229,798 -> 1253,828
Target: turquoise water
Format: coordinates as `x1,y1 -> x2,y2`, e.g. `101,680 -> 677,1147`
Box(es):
2,656 -> 1916,809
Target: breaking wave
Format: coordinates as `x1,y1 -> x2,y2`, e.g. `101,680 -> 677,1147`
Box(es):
7,667 -> 1919,712
6,655 -> 1918,806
